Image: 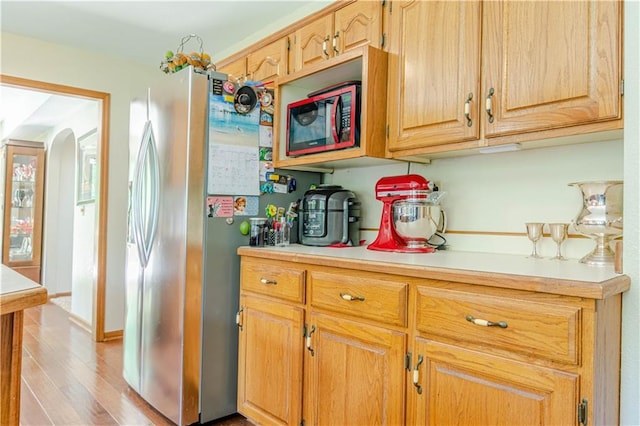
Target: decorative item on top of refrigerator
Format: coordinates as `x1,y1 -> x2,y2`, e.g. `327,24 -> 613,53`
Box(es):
159,34 -> 214,74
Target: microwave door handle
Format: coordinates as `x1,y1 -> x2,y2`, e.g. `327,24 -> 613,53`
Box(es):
331,96 -> 341,144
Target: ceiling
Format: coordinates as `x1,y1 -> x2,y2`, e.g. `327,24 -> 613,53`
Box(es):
0,0 -> 332,142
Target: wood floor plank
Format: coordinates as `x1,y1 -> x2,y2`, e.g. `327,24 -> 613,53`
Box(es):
21,305 -> 166,426
59,382 -> 119,425
19,302 -> 249,426
20,352 -> 87,425
20,377 -> 53,425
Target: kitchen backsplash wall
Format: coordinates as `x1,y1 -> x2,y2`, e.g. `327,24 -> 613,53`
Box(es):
324,139 -> 623,259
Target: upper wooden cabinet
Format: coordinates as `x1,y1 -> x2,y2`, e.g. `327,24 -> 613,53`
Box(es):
246,37 -> 289,83
482,0 -> 622,139
216,56 -> 246,83
387,0 -> 623,156
387,0 -> 482,153
291,0 -> 382,73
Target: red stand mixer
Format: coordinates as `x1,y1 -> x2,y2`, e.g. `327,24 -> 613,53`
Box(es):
368,174 -> 444,253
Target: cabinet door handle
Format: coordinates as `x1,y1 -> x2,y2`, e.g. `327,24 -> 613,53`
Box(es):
235,307 -> 243,330
413,354 -> 424,394
485,87 -> 495,123
260,278 -> 277,285
466,314 -> 508,329
333,31 -> 339,54
340,292 -> 365,302
323,36 -> 330,58
464,93 -> 473,127
305,325 -> 316,356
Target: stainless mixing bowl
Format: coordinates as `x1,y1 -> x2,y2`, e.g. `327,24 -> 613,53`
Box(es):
392,198 -> 442,248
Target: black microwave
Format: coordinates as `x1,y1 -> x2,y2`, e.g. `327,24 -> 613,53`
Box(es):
286,81 -> 361,157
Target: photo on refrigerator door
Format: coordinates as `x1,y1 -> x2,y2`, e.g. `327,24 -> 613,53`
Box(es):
208,94 -> 259,148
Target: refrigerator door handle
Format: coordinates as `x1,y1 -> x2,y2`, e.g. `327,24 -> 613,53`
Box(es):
132,120 -> 160,267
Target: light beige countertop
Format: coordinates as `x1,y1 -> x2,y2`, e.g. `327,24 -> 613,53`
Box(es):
0,265 -> 47,314
238,245 -> 630,299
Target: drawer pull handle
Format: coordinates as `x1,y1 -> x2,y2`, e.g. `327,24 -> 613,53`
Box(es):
260,278 -> 277,285
466,314 -> 508,329
340,292 -> 365,302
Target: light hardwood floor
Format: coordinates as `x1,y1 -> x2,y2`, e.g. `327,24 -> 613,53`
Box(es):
20,301 -> 249,425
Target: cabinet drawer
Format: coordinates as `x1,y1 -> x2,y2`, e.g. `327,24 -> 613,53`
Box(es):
241,258 -> 306,303
416,286 -> 581,364
309,270 -> 408,326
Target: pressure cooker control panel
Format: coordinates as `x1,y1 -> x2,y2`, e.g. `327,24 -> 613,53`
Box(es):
302,211 -> 326,237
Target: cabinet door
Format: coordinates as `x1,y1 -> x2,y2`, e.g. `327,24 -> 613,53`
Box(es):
305,312 -> 406,425
293,14 -> 333,72
2,144 -> 45,282
247,37 -> 289,83
411,339 -> 579,425
334,0 -> 382,55
482,0 -> 621,138
237,294 -> 304,426
387,0 -> 481,152
216,56 -> 246,83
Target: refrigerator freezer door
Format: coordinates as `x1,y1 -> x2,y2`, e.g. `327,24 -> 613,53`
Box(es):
124,70 -> 208,426
123,95 -> 148,396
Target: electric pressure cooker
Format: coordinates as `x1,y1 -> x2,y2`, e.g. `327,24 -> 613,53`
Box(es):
299,185 -> 360,246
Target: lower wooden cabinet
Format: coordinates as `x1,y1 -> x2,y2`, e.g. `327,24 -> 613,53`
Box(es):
237,294 -> 304,426
237,252 -> 626,425
304,312 -> 406,425
413,339 -> 578,425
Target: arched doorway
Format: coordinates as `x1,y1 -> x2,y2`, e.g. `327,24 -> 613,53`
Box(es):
1,74 -> 110,341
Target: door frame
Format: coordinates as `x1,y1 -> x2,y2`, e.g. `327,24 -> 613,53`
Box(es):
0,74 -> 110,342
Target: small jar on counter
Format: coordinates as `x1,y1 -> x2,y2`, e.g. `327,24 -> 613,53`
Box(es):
249,218 -> 267,247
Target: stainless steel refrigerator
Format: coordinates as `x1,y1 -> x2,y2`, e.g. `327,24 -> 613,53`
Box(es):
124,69 -> 318,425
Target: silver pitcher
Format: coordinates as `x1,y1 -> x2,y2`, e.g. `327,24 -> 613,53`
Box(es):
569,180 -> 623,266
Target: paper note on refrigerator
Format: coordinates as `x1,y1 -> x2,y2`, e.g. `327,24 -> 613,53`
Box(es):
207,144 -> 260,195
207,88 -> 261,195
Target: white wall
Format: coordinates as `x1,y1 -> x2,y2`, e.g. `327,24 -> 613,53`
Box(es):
1,31 -> 161,332
46,103 -> 100,325
71,202 -> 95,324
328,140 -> 623,259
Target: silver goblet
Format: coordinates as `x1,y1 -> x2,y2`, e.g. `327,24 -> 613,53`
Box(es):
525,222 -> 544,258
548,223 -> 569,260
